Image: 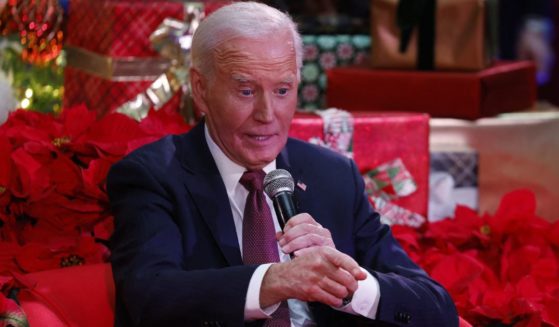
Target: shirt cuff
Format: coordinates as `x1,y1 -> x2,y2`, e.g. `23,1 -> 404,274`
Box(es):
244,263 -> 281,320
333,268 -> 380,319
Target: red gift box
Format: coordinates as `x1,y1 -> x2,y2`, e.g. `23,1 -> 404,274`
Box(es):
63,66 -> 183,117
65,0 -> 186,57
289,112 -> 429,217
326,61 -> 537,120
63,0 -> 188,116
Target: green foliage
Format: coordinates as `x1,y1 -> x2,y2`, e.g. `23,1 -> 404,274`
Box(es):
0,36 -> 64,114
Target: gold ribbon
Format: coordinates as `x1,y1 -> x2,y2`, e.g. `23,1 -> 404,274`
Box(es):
65,2 -> 204,121
65,46 -> 171,81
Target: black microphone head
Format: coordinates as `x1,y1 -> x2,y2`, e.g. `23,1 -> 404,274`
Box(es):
263,169 -> 295,198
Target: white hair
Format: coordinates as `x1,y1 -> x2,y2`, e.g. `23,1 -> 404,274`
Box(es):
191,1 -> 303,79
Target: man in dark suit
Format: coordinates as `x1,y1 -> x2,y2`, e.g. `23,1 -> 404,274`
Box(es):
107,2 -> 458,326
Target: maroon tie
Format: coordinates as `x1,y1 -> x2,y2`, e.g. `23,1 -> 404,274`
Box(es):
240,170 -> 290,327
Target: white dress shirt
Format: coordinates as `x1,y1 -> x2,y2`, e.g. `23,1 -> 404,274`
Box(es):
204,125 -> 380,326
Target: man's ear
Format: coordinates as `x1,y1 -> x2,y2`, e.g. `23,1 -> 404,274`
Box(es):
190,67 -> 209,115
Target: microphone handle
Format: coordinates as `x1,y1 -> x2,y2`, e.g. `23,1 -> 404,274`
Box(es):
272,191 -> 297,230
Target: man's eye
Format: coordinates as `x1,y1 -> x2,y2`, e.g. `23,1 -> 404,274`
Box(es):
277,88 -> 289,96
240,89 -> 254,97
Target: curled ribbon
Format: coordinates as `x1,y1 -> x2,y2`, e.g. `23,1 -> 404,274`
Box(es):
308,108 -> 354,159
306,108 -> 424,227
116,3 -> 204,121
364,158 -> 425,227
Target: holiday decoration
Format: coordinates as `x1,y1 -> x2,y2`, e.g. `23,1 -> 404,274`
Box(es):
298,34 -> 370,109
326,61 -> 537,119
63,0 -> 206,120
0,40 -> 64,114
392,190 -> 559,326
0,105 -> 190,277
290,111 -> 430,217
0,0 -> 64,65
116,5 -> 204,121
0,107 -> 557,326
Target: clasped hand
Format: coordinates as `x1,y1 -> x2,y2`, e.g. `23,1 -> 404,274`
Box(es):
260,213 -> 367,308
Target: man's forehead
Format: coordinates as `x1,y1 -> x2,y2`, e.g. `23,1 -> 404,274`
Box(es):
231,72 -> 296,84
212,33 -> 296,72
214,46 -> 295,64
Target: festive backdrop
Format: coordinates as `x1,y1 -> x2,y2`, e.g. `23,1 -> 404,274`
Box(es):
0,1 -> 558,326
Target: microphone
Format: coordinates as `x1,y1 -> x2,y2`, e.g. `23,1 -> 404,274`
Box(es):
263,169 -> 297,230
264,169 -> 353,306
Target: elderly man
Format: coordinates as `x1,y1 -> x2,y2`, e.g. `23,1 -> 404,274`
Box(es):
107,2 -> 458,326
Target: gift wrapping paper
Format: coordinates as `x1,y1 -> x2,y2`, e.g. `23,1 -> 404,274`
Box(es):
63,0 -> 189,115
64,67 -> 183,117
431,150 -> 478,188
298,35 -> 370,110
326,61 -> 537,119
65,0 -> 186,57
429,148 -> 479,221
430,112 -> 559,221
371,0 -> 498,71
289,111 -> 429,216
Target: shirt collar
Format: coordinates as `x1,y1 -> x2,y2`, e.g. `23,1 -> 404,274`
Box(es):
204,123 -> 276,195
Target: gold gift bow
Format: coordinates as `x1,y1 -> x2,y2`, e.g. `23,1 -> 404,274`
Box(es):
65,3 -> 204,121
119,3 -> 204,121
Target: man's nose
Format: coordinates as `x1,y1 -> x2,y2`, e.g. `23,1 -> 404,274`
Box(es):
253,92 -> 274,122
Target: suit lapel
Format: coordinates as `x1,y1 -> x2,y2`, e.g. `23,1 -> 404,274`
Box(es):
177,123 -> 243,266
176,129 -> 308,267
277,140 -> 309,213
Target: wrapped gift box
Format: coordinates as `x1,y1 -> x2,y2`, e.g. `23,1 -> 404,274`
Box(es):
429,147 -> 479,221
298,35 -> 371,109
371,0 -> 498,71
430,111 -> 559,221
63,0 -> 188,116
326,61 -> 537,119
289,111 -> 429,217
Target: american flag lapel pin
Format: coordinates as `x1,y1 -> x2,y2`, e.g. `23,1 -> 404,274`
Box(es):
296,180 -> 307,191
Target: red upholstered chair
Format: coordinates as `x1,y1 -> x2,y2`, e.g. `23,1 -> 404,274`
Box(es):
18,263 -> 115,327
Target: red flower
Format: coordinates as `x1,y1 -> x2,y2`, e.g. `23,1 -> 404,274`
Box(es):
488,189 -> 541,242
72,112 -> 149,159
0,134 -> 13,210
424,205 -> 490,248
500,239 -> 558,287
92,216 -> 114,241
139,106 -> 191,138
391,225 -> 422,262
24,192 -> 107,232
549,221 -> 559,247
57,105 -> 97,141
9,147 -> 50,200
0,105 -> 198,281
404,189 -> 559,326
0,242 -> 23,275
81,157 -> 115,199
15,236 -> 109,273
541,292 -> 559,326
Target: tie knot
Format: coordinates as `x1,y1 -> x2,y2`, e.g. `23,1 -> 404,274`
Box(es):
240,170 -> 266,192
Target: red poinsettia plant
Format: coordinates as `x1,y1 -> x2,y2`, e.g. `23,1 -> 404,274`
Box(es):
1,106 -> 558,326
0,105 -> 190,277
392,190 -> 559,327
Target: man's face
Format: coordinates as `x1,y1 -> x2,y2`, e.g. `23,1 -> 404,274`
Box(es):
192,30 -> 299,170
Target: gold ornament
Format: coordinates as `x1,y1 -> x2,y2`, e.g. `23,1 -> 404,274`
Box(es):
2,0 -> 64,64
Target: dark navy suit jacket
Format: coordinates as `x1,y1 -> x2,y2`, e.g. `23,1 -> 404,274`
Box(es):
107,122 -> 458,327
